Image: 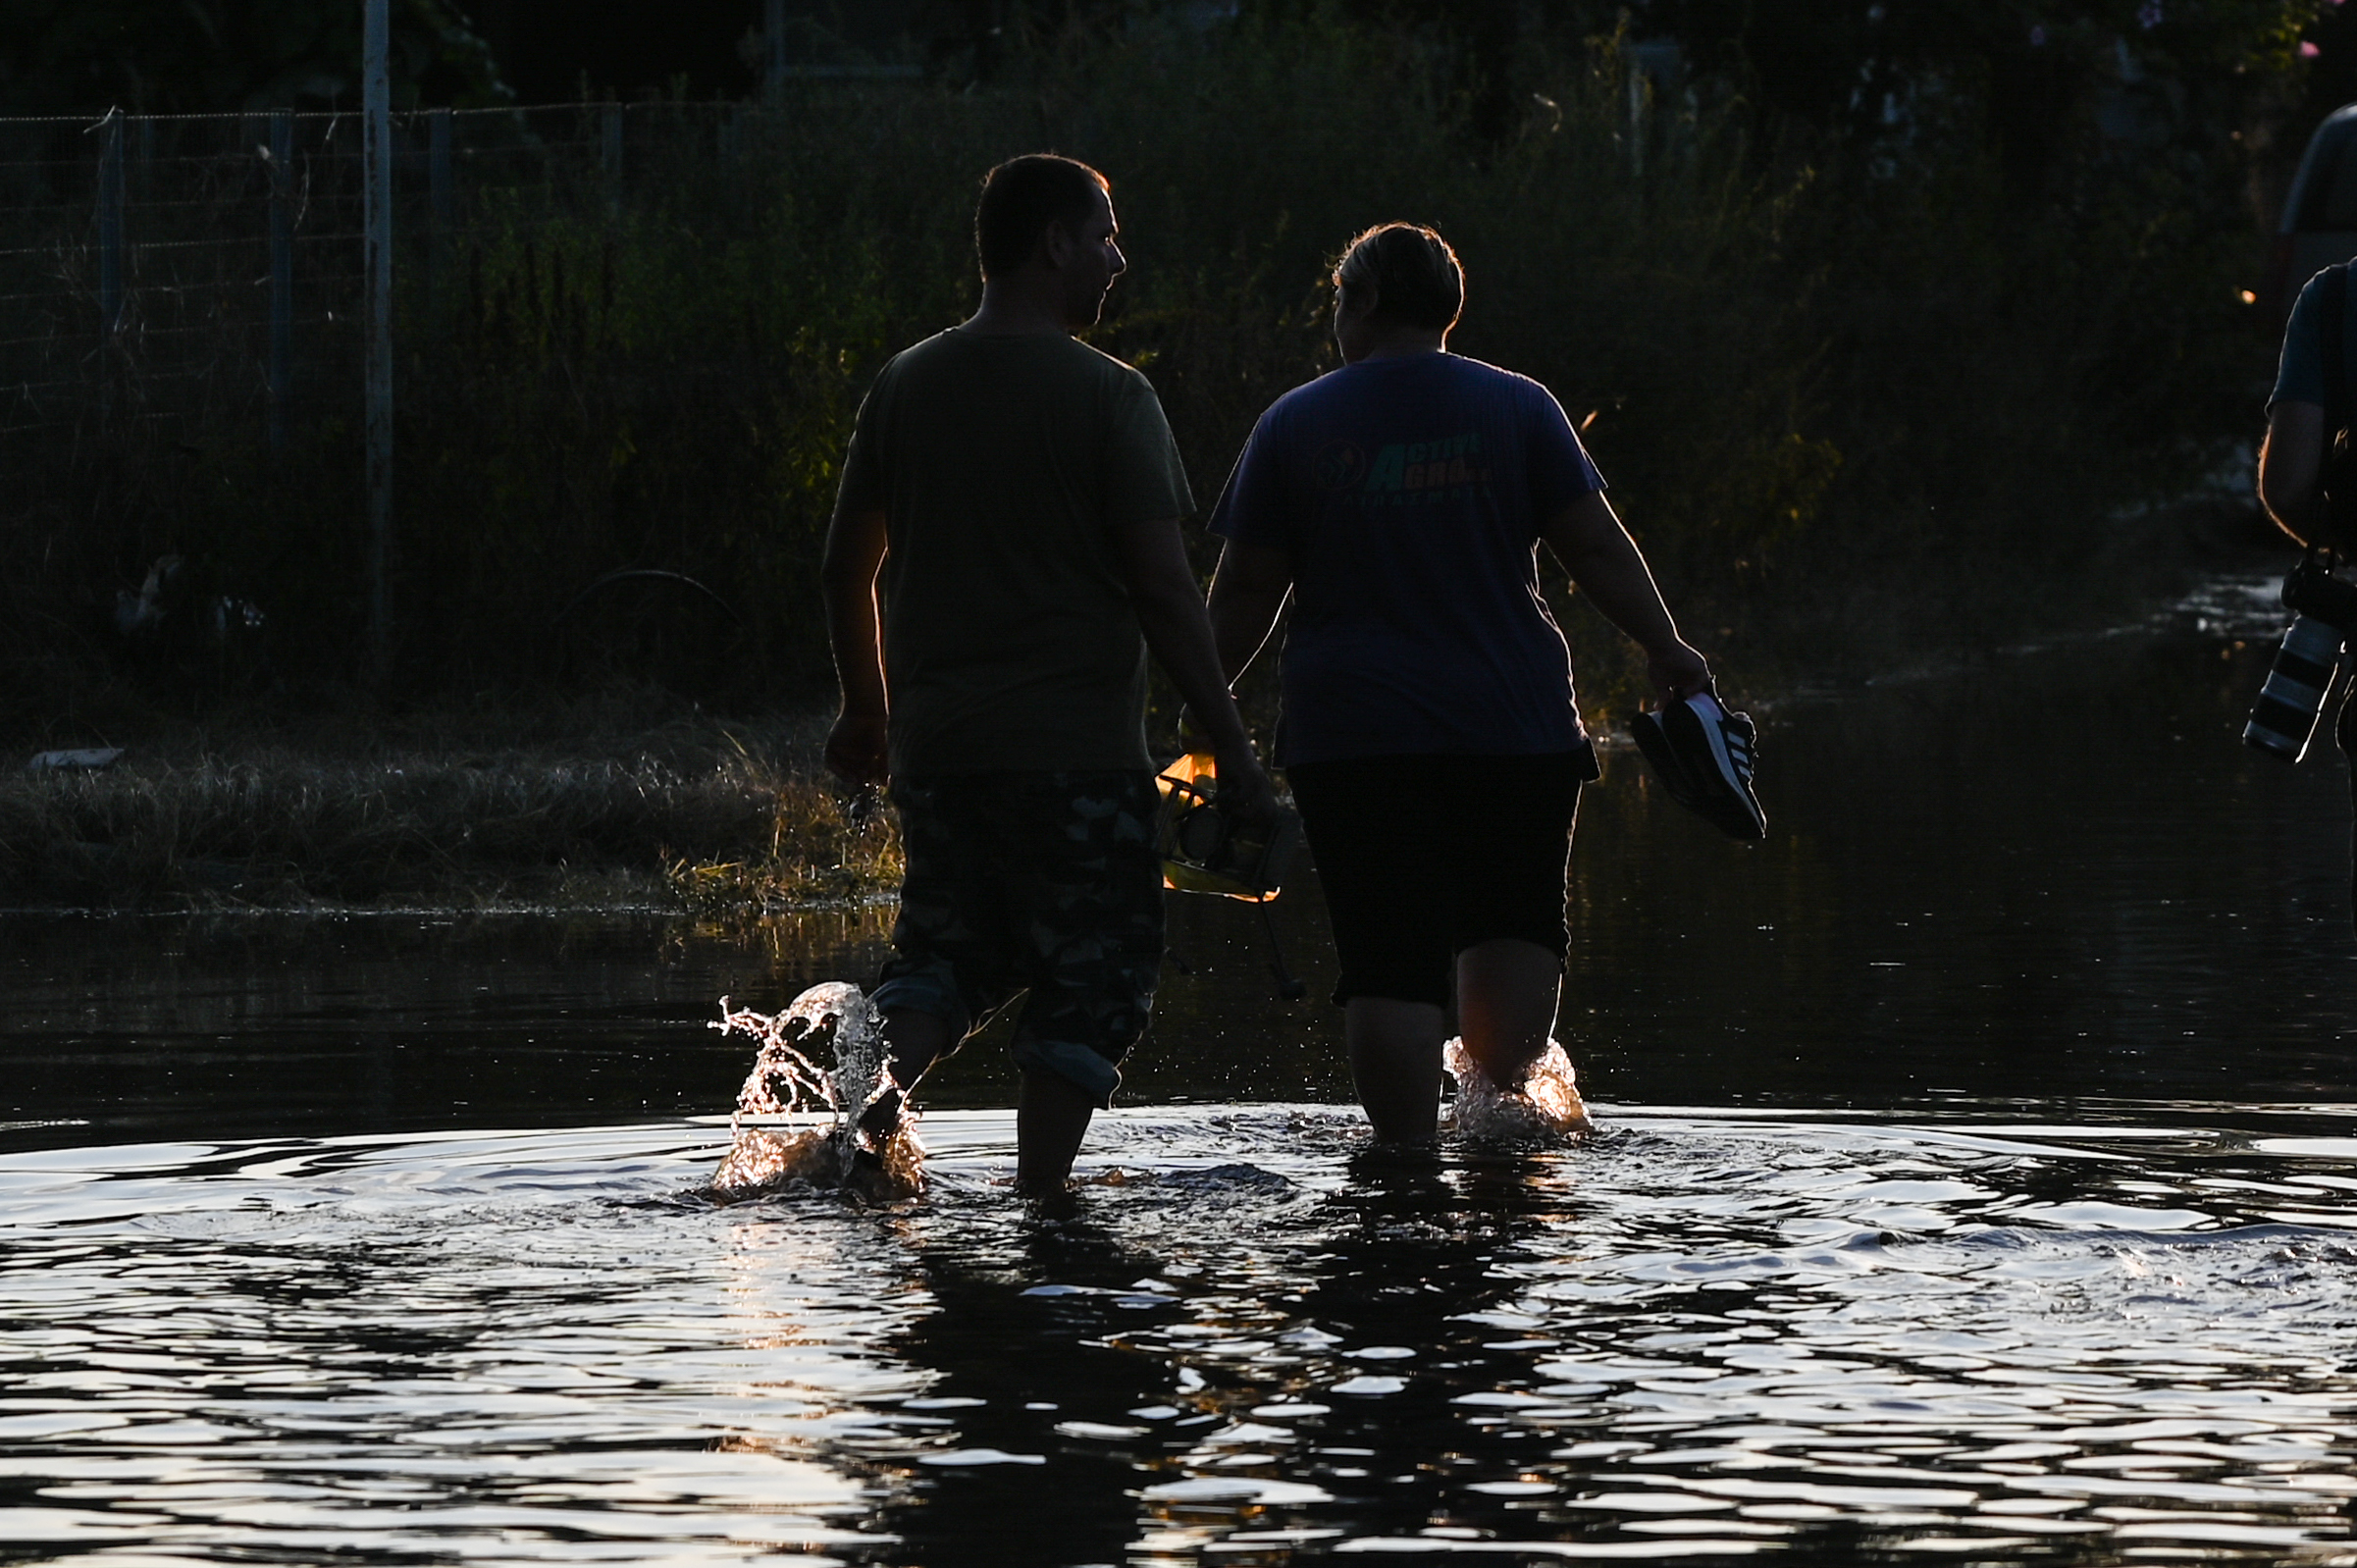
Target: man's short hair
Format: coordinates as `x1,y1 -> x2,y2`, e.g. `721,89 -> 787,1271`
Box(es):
1333,223 -> 1464,332
975,154 -> 1111,280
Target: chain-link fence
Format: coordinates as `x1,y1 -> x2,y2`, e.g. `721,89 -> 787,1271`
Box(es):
13,28 -> 2092,720
4,107 -> 349,445
1,97 -> 963,704
0,100 -> 806,450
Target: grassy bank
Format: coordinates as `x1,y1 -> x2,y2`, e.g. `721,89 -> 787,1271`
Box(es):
0,501 -> 2272,915
0,695 -> 898,912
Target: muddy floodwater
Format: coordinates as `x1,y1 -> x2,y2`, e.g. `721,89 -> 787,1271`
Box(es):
6,578 -> 2357,1566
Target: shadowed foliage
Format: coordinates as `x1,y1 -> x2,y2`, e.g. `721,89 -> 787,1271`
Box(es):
0,6 -> 2316,905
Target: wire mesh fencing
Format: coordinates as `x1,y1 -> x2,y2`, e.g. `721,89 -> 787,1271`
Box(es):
1,60 -> 1675,711
0,101 -> 798,448
0,98 -> 965,702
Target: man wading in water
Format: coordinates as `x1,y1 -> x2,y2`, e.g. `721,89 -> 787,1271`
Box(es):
822,153 -> 1276,1197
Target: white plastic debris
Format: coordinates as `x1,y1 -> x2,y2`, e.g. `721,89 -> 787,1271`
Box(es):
26,749 -> 124,772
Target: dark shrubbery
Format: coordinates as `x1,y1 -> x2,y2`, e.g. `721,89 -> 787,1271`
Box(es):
0,9 -> 2283,736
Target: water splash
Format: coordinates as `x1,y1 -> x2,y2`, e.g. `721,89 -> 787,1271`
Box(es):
707,980 -> 923,1202
1443,1035 -> 1591,1142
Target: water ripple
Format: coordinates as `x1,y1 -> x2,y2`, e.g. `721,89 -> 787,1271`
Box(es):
3,1104 -> 2355,1564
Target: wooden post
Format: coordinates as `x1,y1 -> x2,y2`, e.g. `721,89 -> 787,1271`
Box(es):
765,0 -> 787,99
427,108 -> 451,315
1628,67 -> 1644,183
428,109 -> 452,227
601,104 -> 623,220
363,0 -> 393,681
97,112 -> 125,345
268,109 -> 292,451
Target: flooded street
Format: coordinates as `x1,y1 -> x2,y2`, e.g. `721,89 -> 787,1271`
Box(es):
6,577 -> 2357,1565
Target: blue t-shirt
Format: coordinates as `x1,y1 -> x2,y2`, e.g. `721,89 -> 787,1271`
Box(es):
1208,352 -> 1604,766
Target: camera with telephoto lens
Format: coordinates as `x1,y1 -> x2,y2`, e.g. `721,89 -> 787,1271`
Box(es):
2245,555 -> 2357,762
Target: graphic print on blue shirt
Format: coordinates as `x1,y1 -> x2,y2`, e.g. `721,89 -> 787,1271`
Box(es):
1210,353 -> 1604,766
1360,433 -> 1490,500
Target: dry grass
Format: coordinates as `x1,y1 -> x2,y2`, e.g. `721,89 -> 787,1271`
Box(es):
0,698 -> 899,912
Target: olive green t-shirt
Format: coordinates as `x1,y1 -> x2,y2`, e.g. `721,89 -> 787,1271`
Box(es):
837,328 -> 1193,779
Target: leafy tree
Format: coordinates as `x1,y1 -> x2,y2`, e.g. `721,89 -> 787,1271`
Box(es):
1647,0 -> 2316,200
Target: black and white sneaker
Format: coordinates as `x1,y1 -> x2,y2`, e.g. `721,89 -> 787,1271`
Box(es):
1628,690 -> 1765,841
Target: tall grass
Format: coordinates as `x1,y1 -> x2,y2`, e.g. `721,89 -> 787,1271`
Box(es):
0,701 -> 899,909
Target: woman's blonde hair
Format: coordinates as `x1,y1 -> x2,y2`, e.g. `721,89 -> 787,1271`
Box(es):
1333,223 -> 1463,331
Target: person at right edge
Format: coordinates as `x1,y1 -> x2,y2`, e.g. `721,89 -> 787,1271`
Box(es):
1205,223 -> 1714,1144
2259,259 -> 2357,928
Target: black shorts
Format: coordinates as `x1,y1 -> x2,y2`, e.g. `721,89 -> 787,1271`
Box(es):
1285,749 -> 1594,1010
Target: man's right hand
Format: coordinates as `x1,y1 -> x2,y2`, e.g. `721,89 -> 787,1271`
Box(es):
1214,749 -> 1283,830
824,707 -> 889,788
1176,706 -> 1281,829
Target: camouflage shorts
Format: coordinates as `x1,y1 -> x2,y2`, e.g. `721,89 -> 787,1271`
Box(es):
871,769 -> 1165,1107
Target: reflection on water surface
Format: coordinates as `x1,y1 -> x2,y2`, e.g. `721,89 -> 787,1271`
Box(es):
6,577 -> 2357,1563
4,1107 -> 2355,1565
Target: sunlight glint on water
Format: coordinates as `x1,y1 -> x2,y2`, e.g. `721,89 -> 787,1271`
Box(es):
10,593 -> 2357,1563
4,1105 -> 2356,1565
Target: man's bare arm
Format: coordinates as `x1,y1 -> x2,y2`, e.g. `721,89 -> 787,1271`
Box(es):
1112,515 -> 1278,814
1206,538 -> 1294,685
2261,399 -> 2328,549
820,502 -> 891,786
1539,491 -> 1710,704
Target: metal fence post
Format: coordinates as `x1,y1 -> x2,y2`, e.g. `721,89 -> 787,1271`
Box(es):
363,0 -> 394,681
268,109 -> 292,451
97,111 -> 125,346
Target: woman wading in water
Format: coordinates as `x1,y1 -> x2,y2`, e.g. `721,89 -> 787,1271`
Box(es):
1205,223 -> 1718,1141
